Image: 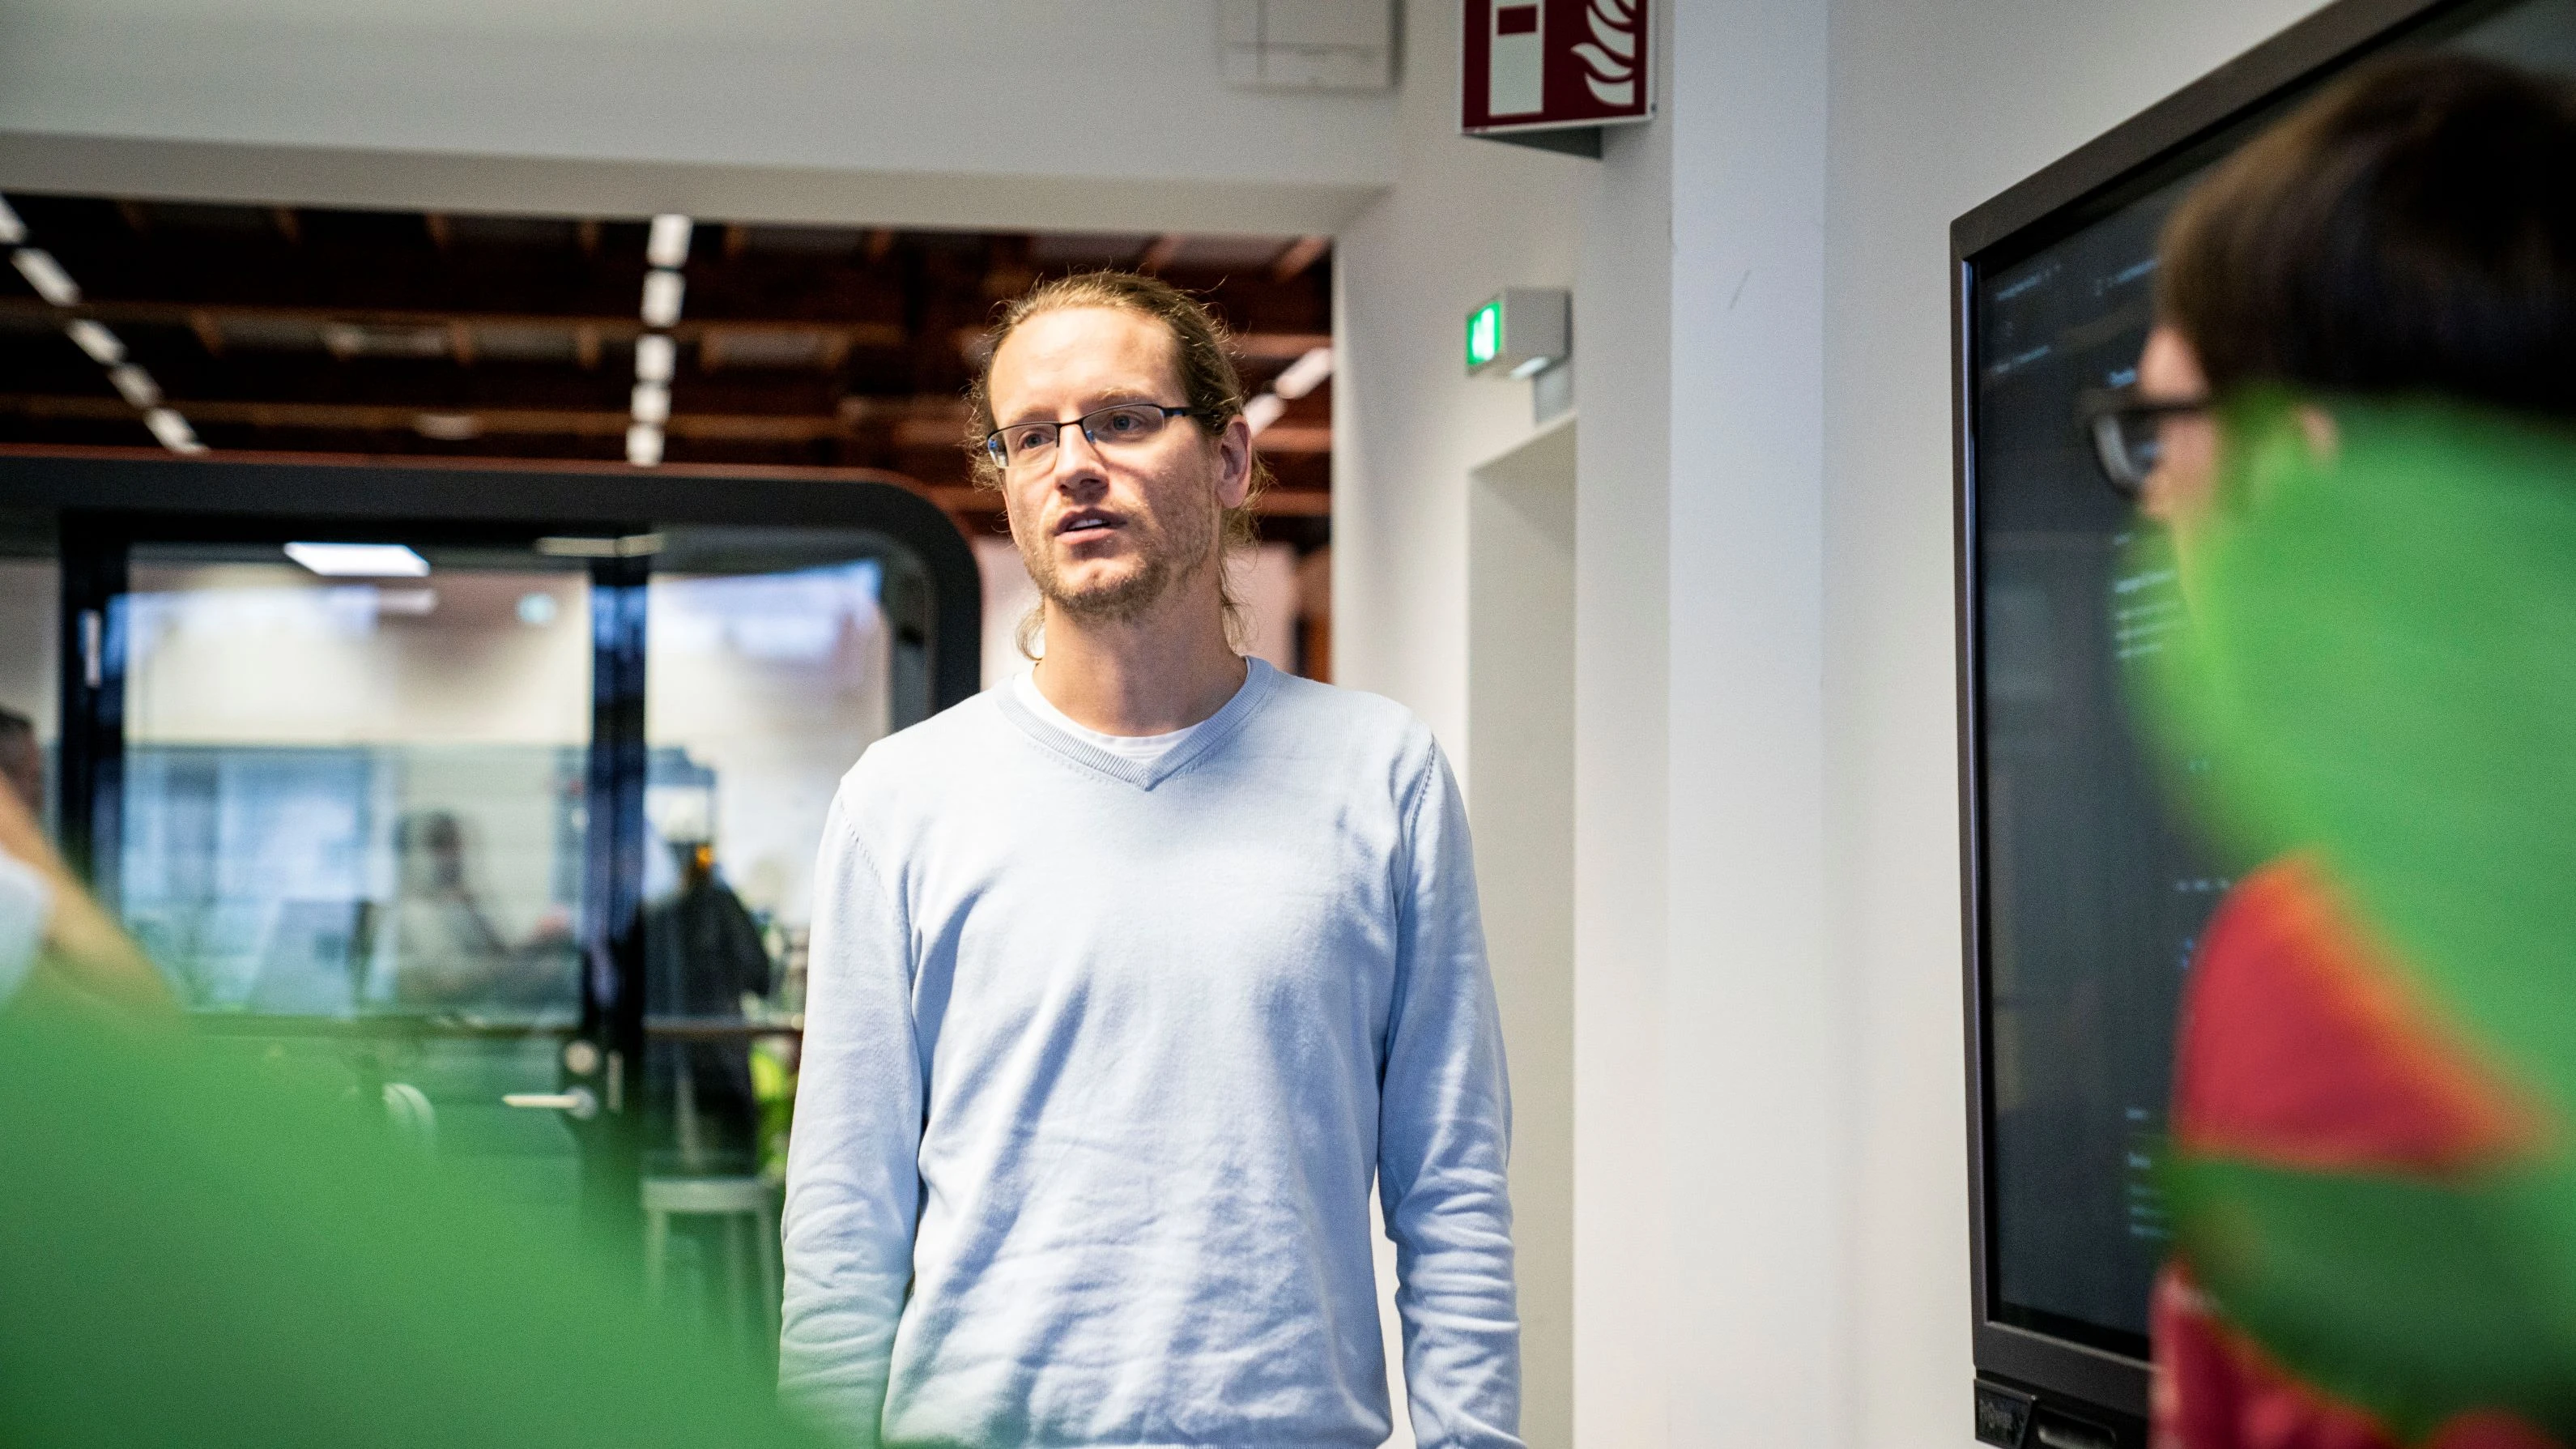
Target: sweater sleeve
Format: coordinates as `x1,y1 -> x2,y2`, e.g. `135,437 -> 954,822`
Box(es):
779,787 -> 922,1447
1377,741 -> 1523,1449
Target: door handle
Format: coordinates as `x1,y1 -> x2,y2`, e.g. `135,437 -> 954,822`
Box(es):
502,1088 -> 598,1121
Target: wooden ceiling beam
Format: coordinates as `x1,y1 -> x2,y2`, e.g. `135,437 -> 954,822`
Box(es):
0,392 -> 830,441
1229,331 -> 1334,361
186,309 -> 225,356
1271,235 -> 1330,282
0,390 -> 1333,452
0,296 -> 909,352
0,439 -> 1333,516
946,323 -> 1328,366
2,211 -> 1328,347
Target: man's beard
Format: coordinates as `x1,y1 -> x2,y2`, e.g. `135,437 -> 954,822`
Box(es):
1018,485 -> 1219,627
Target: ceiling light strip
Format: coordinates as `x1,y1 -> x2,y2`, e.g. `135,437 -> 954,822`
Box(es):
1,192 -> 203,454
630,213 -> 692,466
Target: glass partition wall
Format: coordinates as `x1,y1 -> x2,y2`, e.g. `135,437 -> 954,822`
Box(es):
36,461 -> 974,1368
114,542 -> 601,1223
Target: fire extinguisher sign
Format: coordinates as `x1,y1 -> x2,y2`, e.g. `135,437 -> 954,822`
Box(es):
1460,0 -> 1651,135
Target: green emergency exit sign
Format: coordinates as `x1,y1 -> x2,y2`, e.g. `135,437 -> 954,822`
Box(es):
1464,288 -> 1566,377
1466,300 -> 1502,371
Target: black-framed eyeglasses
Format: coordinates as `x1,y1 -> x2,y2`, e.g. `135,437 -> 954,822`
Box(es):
2078,386 -> 2211,498
981,403 -> 1200,471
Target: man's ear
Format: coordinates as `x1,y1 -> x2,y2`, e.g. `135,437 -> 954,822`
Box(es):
1214,415 -> 1254,510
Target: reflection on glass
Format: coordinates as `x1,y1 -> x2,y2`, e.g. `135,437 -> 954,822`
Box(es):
117,561 -> 590,1024
1974,175 -> 2215,1357
0,557 -> 61,830
642,553 -> 893,1179
645,840 -> 775,1173
108,550 -> 598,1228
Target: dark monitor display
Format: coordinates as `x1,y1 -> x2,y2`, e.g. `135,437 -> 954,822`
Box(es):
1957,0 -> 2576,1417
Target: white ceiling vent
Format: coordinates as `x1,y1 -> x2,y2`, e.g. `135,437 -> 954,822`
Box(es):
1220,0 -> 1394,92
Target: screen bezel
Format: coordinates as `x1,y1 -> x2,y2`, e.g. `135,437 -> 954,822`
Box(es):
1949,0 -> 2529,1417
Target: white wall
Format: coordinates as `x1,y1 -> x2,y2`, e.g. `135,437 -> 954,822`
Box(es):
0,561 -> 60,743
1822,2 -> 2331,1445
1331,6 -> 1592,1444
0,0 -> 1392,232
1466,416 -> 1576,1449
1565,77 -> 1677,1449
124,567 -> 594,747
1339,4 -> 2357,1449
1331,3 -> 1590,759
1561,6 -> 1842,1449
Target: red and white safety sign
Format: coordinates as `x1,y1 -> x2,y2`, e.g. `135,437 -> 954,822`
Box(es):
1460,0 -> 1652,136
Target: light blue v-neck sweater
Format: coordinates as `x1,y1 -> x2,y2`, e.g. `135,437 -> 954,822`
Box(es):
779,660 -> 1519,1449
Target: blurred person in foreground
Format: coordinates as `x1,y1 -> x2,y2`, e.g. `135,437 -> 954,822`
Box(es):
0,707 -> 41,818
779,273 -> 1518,1448
2097,53 -> 2576,1449
0,767 -> 818,1447
0,707 -> 167,1013
0,991 -> 827,1447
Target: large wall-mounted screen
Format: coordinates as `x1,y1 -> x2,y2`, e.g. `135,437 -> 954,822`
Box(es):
1959,0 -> 2576,1418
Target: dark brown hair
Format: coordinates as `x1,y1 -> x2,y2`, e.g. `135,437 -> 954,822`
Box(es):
2157,53 -> 2576,420
964,271 -> 1269,649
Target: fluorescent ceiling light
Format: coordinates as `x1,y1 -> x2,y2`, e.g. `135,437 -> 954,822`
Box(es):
625,423 -> 665,467
11,249 -> 79,307
109,364 -> 161,408
1272,345 -> 1333,400
143,407 -> 205,454
1244,392 -> 1287,436
284,542 -> 429,577
413,411 -> 480,441
0,195 -> 23,245
66,319 -> 124,364
630,381 -> 671,424
538,533 -> 664,558
640,269 -> 685,327
634,333 -> 675,383
646,213 -> 694,269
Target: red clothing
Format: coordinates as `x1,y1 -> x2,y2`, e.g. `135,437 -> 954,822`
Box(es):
2154,857 -> 2556,1449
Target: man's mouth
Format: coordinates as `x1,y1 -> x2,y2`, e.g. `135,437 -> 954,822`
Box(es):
1056,511 -> 1121,537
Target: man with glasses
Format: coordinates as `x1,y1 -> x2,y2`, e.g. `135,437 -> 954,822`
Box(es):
780,272 -> 1521,1449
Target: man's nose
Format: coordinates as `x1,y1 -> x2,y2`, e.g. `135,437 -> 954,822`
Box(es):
1048,424 -> 1111,496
